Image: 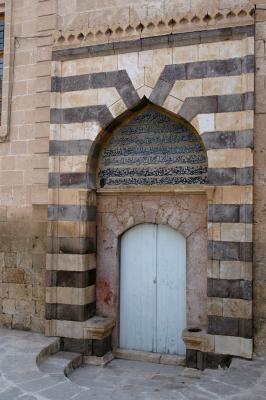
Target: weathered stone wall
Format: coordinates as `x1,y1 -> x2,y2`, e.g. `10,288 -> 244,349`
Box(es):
0,0 -> 48,332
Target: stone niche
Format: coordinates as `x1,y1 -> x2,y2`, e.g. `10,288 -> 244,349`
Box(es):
96,192 -> 208,348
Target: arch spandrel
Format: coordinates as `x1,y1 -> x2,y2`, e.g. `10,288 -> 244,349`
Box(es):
96,100 -> 207,189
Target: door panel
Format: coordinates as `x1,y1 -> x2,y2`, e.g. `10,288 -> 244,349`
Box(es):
120,224 -> 156,352
120,223 -> 186,355
156,225 -> 186,355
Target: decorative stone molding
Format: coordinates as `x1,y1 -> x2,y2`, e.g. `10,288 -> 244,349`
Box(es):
83,316 -> 115,340
53,5 -> 254,49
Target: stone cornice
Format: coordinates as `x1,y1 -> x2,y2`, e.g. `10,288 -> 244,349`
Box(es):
53,5 -> 254,50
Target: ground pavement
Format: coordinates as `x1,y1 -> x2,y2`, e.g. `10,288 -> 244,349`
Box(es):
0,328 -> 265,400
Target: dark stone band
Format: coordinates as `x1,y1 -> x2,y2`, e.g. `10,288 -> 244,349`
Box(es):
49,140 -> 93,156
46,269 -> 96,288
208,204 -> 253,223
48,172 -> 95,188
186,349 -> 232,370
208,316 -> 252,338
50,105 -> 113,126
61,335 -> 112,357
208,240 -> 253,261
207,278 -> 252,300
47,236 -> 96,254
202,130 -> 253,150
48,205 -> 96,221
46,302 -> 96,322
52,25 -> 254,61
179,92 -> 254,122
207,167 -> 253,185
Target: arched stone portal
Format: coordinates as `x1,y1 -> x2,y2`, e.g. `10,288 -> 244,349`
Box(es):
95,99 -> 209,354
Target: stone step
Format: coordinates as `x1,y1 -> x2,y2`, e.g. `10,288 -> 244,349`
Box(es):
38,350 -> 83,380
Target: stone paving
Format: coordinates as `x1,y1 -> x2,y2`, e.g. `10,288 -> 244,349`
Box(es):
0,327 -> 266,400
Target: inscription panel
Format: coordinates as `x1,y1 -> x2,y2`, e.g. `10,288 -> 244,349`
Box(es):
98,106 -> 207,187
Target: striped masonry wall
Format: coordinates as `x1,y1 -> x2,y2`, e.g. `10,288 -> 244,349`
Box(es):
47,24 -> 254,358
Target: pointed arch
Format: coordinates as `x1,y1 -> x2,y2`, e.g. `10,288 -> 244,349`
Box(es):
87,97 -> 208,189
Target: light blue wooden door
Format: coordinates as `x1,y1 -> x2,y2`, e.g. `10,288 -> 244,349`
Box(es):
120,223 -> 186,355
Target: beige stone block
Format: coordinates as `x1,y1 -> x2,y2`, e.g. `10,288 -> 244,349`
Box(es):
0,156 -> 15,171
103,55 -> 118,72
32,184 -> 48,205
10,141 -> 28,155
241,262 -> 253,281
137,85 -> 153,99
163,95 -> 182,114
36,61 -> 51,78
221,223 -> 252,242
46,285 -> 96,305
50,122 -> 101,141
242,74 -> 254,93
152,48 -> 172,67
207,260 -> 220,277
203,76 -> 244,96
199,42 -> 220,61
0,171 -> 24,186
215,335 -> 252,359
138,50 -> 153,68
35,122 -> 50,139
38,0 -> 57,17
207,298 -> 223,316
173,45 -> 198,64
145,66 -> 165,88
219,40 -> 244,59
98,88 -> 120,107
37,46 -> 52,63
3,299 -> 16,314
208,223 -> 221,241
35,107 -> 50,123
220,261 -> 252,281
38,14 -> 57,32
29,138 -> 49,154
220,262 -> 241,279
36,76 -> 51,93
127,66 -> 145,91
33,154 -> 49,169
32,169 -> 49,184
109,99 -> 127,118
223,299 -> 252,319
61,89 -> 98,108
208,149 -> 253,169
215,111 -> 254,132
217,186 -> 253,205
36,92 -> 50,108
8,284 -> 32,300
3,268 -> 25,284
49,155 -> 87,173
171,79 -> 202,101
46,253 -> 96,272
